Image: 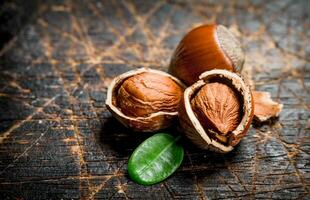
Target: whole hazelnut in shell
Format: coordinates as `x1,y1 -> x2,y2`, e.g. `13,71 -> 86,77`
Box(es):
169,24 -> 245,86
105,68 -> 185,132
178,69 -> 254,153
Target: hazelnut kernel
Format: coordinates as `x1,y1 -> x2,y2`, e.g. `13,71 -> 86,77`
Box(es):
191,82 -> 242,144
116,72 -> 183,117
106,68 -> 185,132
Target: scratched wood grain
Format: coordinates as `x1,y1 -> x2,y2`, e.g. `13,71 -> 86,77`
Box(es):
0,0 -> 309,199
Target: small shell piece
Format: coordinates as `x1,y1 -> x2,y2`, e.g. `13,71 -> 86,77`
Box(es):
105,68 -> 185,132
178,69 -> 254,153
169,24 -> 245,86
253,91 -> 283,122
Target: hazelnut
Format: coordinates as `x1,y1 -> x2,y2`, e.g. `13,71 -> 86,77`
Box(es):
179,69 -> 254,153
169,24 -> 245,86
105,68 -> 185,132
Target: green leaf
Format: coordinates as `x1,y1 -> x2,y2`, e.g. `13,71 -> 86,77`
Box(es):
128,133 -> 184,186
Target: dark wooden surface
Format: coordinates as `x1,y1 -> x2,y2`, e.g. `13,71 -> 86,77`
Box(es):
0,0 -> 309,199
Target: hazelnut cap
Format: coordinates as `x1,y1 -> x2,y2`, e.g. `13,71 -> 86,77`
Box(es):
178,69 -> 254,153
106,68 -> 185,132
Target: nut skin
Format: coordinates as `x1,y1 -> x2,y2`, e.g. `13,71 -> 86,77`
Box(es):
106,68 -> 185,132
178,69 -> 254,153
116,72 -> 183,118
169,24 -> 245,86
191,82 -> 241,144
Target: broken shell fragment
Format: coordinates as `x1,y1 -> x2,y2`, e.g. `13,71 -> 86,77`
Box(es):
253,91 -> 283,122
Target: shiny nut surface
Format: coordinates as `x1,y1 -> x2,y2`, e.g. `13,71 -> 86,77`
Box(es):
116,72 -> 183,118
191,82 -> 241,144
106,68 -> 185,132
169,24 -> 245,86
178,69 -> 253,153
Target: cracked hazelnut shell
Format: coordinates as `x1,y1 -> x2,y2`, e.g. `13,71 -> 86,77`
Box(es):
105,68 -> 185,132
253,91 -> 283,122
169,24 -> 245,86
178,69 -> 254,153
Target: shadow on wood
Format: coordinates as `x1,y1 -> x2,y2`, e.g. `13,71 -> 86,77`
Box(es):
98,117 -> 153,158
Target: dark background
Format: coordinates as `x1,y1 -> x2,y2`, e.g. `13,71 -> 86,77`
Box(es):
0,0 -> 309,199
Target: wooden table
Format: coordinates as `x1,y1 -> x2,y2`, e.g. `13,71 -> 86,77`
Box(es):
0,1 -> 309,199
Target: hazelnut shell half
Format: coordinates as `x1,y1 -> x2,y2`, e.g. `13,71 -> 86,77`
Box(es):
178,69 -> 254,153
105,68 -> 185,132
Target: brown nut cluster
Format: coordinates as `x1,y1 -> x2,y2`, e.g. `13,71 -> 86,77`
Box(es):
178,70 -> 254,153
105,23 -> 281,153
105,68 -> 185,132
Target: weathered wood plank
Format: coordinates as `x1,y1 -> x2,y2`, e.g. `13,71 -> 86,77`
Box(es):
0,0 -> 309,199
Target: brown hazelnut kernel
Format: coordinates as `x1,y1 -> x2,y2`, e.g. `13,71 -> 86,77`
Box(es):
106,68 -> 185,132
116,72 -> 183,117
190,82 -> 242,144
